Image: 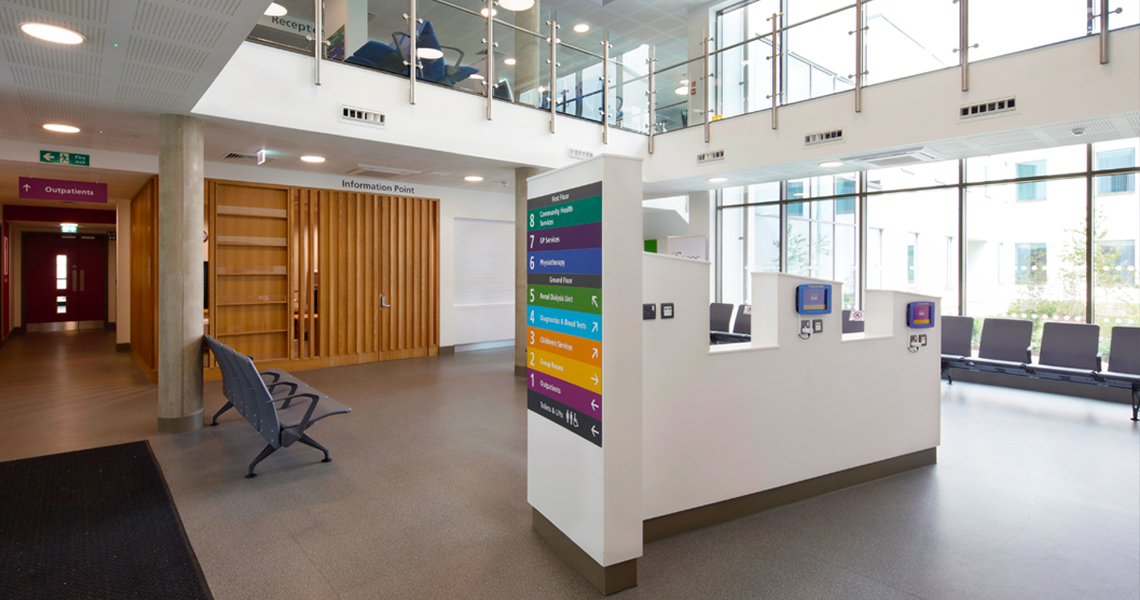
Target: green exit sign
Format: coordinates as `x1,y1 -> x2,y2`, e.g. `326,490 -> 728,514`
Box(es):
40,150 -> 90,167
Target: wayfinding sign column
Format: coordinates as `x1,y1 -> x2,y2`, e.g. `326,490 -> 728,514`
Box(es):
526,181 -> 603,447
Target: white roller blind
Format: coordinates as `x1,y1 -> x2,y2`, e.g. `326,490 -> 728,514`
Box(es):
454,218 -> 514,306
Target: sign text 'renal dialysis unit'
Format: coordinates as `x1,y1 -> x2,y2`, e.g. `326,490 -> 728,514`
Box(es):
526,181 -> 603,447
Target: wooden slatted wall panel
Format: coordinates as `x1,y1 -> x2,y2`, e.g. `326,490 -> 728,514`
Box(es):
129,176 -> 158,383
202,181 -> 437,380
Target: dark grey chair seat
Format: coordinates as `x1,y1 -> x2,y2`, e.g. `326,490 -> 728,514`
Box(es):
978,318 -> 1033,364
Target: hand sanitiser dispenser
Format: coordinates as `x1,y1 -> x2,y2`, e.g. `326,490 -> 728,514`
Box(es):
796,284 -> 832,315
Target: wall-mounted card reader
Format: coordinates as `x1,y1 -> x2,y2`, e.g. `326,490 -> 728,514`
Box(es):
797,284 -> 832,315
907,301 -> 935,329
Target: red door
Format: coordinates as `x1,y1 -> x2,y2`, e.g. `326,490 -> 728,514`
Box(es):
25,234 -> 107,324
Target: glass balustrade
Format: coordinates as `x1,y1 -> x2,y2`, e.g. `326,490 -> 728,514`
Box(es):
783,7 -> 856,105
606,30 -> 652,134
863,0 -> 959,86
969,0 -> 1088,62
248,0 -> 318,54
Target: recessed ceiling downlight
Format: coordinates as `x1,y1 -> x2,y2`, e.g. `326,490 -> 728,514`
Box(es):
417,47 -> 444,60
819,160 -> 844,168
504,57 -> 517,66
264,2 -> 287,16
498,0 -> 536,10
709,177 -> 728,183
21,23 -> 84,45
464,175 -> 484,182
573,23 -> 590,33
43,123 -> 80,133
300,155 -> 326,163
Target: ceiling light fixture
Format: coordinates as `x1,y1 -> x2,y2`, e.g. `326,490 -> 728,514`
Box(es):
43,123 -> 80,133
469,73 -> 485,80
300,155 -> 325,163
264,2 -> 287,16
675,86 -> 687,95
21,22 -> 84,44
464,175 -> 484,182
417,47 -> 444,60
480,7 -> 498,17
504,57 -> 516,66
573,23 -> 590,33
819,160 -> 844,168
708,177 -> 728,183
498,0 -> 536,11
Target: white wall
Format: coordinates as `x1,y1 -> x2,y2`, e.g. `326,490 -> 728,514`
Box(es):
642,256 -> 941,519
204,162 -> 515,348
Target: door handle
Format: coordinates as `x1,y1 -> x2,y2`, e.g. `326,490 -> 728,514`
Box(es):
381,294 -> 391,309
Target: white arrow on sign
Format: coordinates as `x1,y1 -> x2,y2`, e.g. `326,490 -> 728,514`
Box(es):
591,347 -> 598,359
591,296 -> 598,307
592,322 -> 598,332
42,153 -> 55,161
591,399 -> 598,411
591,374 -> 599,386
22,184 -> 31,191
591,425 -> 599,437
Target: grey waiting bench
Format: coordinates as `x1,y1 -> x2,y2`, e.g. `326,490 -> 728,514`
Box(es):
941,318 -> 1140,420
205,335 -> 352,477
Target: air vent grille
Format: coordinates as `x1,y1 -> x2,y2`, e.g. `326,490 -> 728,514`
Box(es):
805,128 -> 844,146
960,96 -> 1016,119
222,152 -> 256,160
697,149 -> 725,164
567,147 -> 594,161
340,104 -> 385,127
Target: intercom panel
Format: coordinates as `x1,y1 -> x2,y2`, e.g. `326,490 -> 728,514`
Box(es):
796,284 -> 832,315
907,301 -> 936,329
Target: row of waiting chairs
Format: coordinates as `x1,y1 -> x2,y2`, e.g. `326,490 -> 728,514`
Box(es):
941,317 -> 1140,420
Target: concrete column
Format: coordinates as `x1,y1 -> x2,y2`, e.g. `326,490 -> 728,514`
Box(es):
157,114 -> 205,433
515,166 -> 541,377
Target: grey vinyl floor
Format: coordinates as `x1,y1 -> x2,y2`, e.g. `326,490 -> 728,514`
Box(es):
2,331 -> 1137,599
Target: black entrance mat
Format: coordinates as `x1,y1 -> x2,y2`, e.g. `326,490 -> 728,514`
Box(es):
0,441 -> 212,600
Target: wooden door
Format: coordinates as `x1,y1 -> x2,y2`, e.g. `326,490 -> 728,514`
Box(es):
380,195 -> 439,360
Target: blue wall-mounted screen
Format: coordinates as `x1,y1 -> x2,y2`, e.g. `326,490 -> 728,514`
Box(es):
797,284 -> 832,315
907,301 -> 936,329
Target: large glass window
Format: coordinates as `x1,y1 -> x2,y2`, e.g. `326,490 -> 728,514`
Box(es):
866,188 -> 959,314
967,146 -> 1086,183
1096,148 -> 1136,194
1015,161 -> 1046,201
966,178 -> 1087,354
718,183 -> 781,305
783,7 -> 856,104
1093,140 -> 1140,362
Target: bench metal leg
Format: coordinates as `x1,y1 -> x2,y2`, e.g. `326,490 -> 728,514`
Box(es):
246,444 -> 278,479
297,434 -> 332,463
211,401 -> 233,426
1132,387 -> 1139,422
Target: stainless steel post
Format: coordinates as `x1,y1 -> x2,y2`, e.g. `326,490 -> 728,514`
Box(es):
647,52 -> 656,154
602,38 -> 610,144
1085,143 -> 1095,323
766,13 -> 781,130
485,0 -> 494,120
702,33 -> 713,143
1100,0 -> 1109,64
314,0 -> 323,85
851,0 -> 867,112
409,0 -> 417,103
548,16 -> 558,133
953,0 -> 976,92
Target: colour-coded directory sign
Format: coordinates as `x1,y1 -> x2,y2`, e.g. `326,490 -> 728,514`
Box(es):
527,181 -> 603,447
